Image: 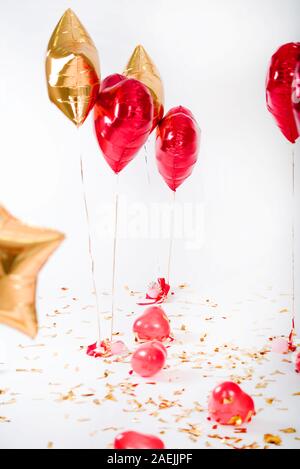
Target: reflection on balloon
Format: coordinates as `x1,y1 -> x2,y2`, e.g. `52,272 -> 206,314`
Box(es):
131,341 -> 167,377
156,106 -> 200,191
46,9 -> 101,126
114,431 -> 165,449
0,206 -> 64,338
208,381 -> 255,426
124,44 -> 164,130
266,42 -> 300,143
292,61 -> 300,134
94,75 -> 154,173
133,306 -> 171,342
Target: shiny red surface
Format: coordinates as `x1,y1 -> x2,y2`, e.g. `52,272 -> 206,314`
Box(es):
295,353 -> 300,373
101,73 -> 125,91
131,341 -> 167,377
292,62 -> 300,135
156,106 -> 200,191
208,381 -> 255,426
133,306 -> 171,342
94,74 -> 153,174
114,431 -> 165,449
266,42 -> 300,143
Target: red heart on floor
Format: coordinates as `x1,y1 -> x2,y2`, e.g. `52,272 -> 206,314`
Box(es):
133,306 -> 171,342
208,381 -> 255,425
114,430 -> 165,449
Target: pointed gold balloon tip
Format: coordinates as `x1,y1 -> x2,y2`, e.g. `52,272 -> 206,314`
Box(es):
124,45 -> 164,129
0,206 -> 65,338
46,9 -> 101,126
132,45 -> 152,62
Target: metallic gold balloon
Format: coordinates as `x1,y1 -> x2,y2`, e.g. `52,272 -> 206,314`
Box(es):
123,45 -> 164,129
46,9 -> 101,126
0,206 -> 64,338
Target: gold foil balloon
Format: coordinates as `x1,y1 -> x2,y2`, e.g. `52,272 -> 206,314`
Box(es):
124,45 -> 164,129
46,9 -> 101,126
0,206 -> 64,338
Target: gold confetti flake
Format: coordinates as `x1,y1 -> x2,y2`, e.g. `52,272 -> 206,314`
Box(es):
173,388 -> 185,396
179,423 -> 202,439
159,399 -> 178,409
234,428 -> 247,434
265,397 -> 276,405
59,390 -> 75,401
255,381 -> 268,389
264,434 -> 282,445
178,351 -> 189,362
123,399 -> 144,412
193,401 -> 205,412
0,416 -> 10,423
104,392 -> 117,402
16,368 -> 43,373
280,428 -> 296,434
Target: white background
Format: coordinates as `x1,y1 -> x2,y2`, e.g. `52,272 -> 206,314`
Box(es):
0,0 -> 299,449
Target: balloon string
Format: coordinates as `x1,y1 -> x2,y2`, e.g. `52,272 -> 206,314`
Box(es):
78,129 -> 102,345
111,174 -> 119,342
291,145 -> 295,330
167,191 -> 176,284
144,143 -> 151,185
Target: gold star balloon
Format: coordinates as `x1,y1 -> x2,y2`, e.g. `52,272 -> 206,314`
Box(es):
46,9 -> 101,126
0,206 -> 64,338
123,45 -> 164,129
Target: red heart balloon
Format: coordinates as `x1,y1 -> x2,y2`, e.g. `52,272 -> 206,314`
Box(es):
208,381 -> 255,425
266,42 -> 300,143
133,306 -> 171,342
114,431 -> 165,449
94,74 -> 153,173
156,106 -> 200,191
131,341 -> 167,377
101,73 -> 125,91
292,61 -> 300,135
295,352 -> 300,373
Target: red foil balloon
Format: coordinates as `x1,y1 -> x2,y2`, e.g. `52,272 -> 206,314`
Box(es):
114,431 -> 165,449
94,74 -> 153,173
266,43 -> 300,143
208,381 -> 255,426
101,73 -> 125,91
133,306 -> 171,342
156,106 -> 200,191
292,62 -> 300,134
295,353 -> 300,373
131,341 -> 167,377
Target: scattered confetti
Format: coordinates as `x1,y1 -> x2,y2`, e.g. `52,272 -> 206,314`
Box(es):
264,434 -> 282,446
